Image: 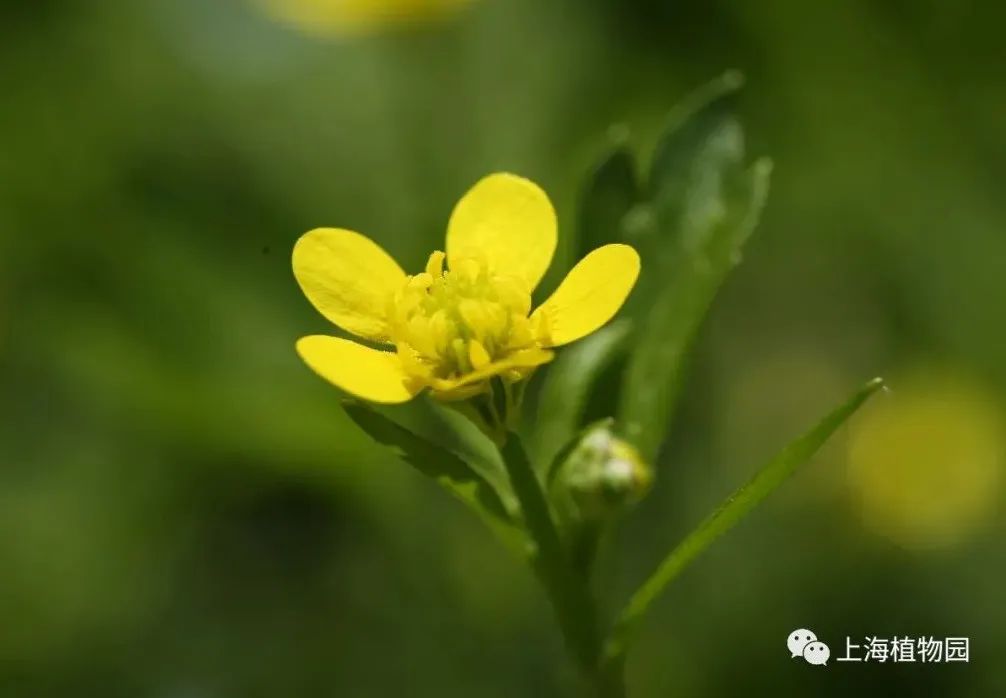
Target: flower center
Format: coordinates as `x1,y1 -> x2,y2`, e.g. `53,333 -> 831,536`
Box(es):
388,251 -> 538,383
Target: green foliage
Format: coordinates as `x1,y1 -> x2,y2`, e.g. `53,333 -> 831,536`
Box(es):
499,435 -> 602,672
532,321 -> 632,474
646,70 -> 746,232
618,73 -> 772,460
621,156 -> 772,460
342,401 -> 525,553
604,377 -> 885,666
344,77 -> 881,698
12,1 -> 999,691
575,134 -> 641,260
548,419 -> 650,578
557,71 -> 773,462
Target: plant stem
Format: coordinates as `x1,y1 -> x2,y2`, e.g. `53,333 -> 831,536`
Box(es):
500,434 -> 606,683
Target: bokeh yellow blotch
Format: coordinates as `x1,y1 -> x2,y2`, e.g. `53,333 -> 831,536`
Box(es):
847,370 -> 1005,549
257,0 -> 474,35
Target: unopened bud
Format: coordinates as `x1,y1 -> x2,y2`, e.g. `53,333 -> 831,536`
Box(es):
559,423 -> 652,519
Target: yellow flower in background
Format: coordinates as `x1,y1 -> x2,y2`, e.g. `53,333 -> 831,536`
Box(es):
293,173 -> 640,409
258,0 -> 473,35
847,370 -> 1005,549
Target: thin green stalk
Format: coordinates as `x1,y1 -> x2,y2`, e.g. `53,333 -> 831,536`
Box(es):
500,435 -> 603,677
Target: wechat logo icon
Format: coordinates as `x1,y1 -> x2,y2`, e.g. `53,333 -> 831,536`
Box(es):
788,628 -> 830,666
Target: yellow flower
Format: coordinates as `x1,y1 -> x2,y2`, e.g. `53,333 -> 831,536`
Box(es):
293,172 -> 640,409
257,0 -> 473,36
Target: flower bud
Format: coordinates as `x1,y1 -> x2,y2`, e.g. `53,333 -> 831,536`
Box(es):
558,423 -> 652,520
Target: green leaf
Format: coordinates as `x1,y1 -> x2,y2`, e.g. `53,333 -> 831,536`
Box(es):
624,71 -> 747,324
426,399 -> 520,516
647,70 -> 746,231
619,158 -> 772,461
532,320 -> 632,474
604,378 -> 885,665
576,133 -> 641,259
342,401 -> 524,552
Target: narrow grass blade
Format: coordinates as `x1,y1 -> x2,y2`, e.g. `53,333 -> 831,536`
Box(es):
605,378 -> 885,664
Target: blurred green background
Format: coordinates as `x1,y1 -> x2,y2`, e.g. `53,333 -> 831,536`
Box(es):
2,0 -> 1004,696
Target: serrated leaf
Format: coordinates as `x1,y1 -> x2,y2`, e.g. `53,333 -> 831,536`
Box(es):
605,378 -> 885,666
342,401 -> 524,552
620,158 -> 772,461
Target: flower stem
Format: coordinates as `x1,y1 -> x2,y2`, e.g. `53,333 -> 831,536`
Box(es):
500,434 -> 603,676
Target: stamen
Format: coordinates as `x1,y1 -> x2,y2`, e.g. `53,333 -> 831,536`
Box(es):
388,253 -> 544,391
469,339 -> 491,370
425,250 -> 445,277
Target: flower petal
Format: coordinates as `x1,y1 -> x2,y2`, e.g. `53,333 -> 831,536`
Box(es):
532,244 -> 640,347
293,228 -> 406,342
429,348 -> 554,394
446,173 -> 557,292
296,335 -> 419,404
